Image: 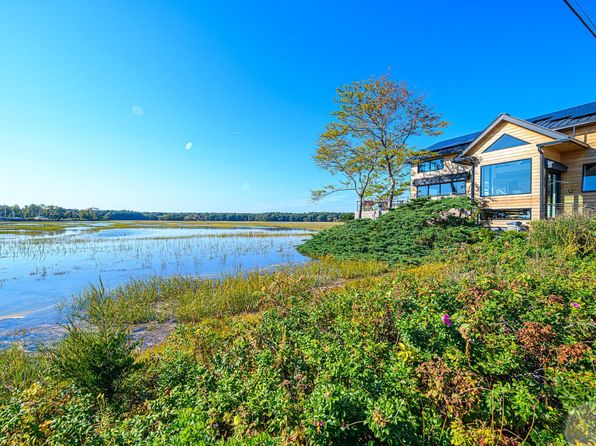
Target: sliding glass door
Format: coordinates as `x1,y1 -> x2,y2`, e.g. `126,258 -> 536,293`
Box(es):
546,171 -> 561,218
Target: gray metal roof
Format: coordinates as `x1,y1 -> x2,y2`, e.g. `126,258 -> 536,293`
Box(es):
425,131 -> 481,154
412,172 -> 468,186
419,101 -> 596,159
526,101 -> 596,130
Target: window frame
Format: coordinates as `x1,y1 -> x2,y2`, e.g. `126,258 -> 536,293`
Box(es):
481,208 -> 532,221
416,180 -> 466,198
480,158 -> 532,197
581,163 -> 596,193
418,158 -> 444,173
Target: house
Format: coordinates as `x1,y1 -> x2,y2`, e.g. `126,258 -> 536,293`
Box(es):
409,101 -> 596,226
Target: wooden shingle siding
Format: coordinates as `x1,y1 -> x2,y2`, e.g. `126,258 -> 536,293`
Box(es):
549,123 -> 596,209
469,122 -> 553,220
559,125 -> 596,208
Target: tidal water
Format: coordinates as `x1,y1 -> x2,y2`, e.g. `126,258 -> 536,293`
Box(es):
0,225 -> 310,346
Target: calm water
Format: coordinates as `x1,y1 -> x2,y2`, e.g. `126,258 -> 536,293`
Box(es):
0,226 -> 310,345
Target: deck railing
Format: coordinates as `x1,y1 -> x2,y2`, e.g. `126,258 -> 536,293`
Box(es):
358,199 -> 407,213
545,203 -> 596,219
356,199 -> 408,219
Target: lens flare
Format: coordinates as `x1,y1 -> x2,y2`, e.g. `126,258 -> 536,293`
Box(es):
131,105 -> 144,116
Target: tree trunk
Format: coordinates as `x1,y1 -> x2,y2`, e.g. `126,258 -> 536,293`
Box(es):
386,159 -> 396,209
358,195 -> 364,219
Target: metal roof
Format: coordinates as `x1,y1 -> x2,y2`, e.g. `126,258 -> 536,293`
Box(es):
419,101 -> 596,158
412,172 -> 468,186
425,131 -> 481,153
526,101 -> 596,130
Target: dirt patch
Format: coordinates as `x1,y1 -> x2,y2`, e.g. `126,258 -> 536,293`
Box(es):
131,322 -> 177,350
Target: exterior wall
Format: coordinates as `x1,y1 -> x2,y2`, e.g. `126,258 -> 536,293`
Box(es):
410,154 -> 471,198
559,124 -> 596,209
467,121 -> 554,221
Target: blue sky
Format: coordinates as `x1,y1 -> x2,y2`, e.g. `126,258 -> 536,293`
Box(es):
1,0 -> 594,213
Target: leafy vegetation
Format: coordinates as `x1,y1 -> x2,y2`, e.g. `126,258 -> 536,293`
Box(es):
299,197 -> 481,264
0,216 -> 593,445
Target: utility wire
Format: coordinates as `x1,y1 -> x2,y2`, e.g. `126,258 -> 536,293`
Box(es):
563,0 -> 596,39
572,0 -> 596,30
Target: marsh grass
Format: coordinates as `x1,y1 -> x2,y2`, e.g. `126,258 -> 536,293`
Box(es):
70,258 -> 390,327
0,220 -> 340,235
0,222 -> 77,234
0,228 -> 308,266
0,344 -> 48,399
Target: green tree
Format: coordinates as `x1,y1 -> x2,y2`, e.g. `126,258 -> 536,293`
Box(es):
312,122 -> 380,218
324,74 -> 447,208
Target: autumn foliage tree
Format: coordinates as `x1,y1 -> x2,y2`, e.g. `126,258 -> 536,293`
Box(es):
313,74 -> 447,212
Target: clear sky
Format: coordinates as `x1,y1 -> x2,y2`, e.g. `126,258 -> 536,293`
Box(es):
1,0 -> 595,213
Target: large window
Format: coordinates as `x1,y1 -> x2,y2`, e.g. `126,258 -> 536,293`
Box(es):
418,158 -> 444,172
582,163 -> 596,192
481,159 -> 532,196
417,180 -> 466,197
481,208 -> 531,220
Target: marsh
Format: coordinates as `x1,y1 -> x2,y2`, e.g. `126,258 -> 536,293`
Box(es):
0,221 -> 316,345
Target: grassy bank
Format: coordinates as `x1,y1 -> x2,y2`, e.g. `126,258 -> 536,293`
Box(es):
0,212 -> 594,445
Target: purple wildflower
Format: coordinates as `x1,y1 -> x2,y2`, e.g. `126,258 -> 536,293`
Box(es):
442,314 -> 453,327
572,302 -> 580,309
319,421 -> 324,427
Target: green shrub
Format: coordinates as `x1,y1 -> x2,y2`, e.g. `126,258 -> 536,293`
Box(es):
299,197 -> 481,264
50,324 -> 138,401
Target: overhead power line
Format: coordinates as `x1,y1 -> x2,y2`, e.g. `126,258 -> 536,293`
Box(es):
563,0 -> 596,39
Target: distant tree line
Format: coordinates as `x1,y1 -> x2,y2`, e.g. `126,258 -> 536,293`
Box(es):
0,204 -> 352,222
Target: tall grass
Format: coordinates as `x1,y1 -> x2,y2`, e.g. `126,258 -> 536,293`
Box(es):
70,258 -> 390,327
0,345 -> 48,400
529,214 -> 595,257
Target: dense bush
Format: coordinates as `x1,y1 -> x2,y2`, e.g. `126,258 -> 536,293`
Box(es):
299,197 -> 481,263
